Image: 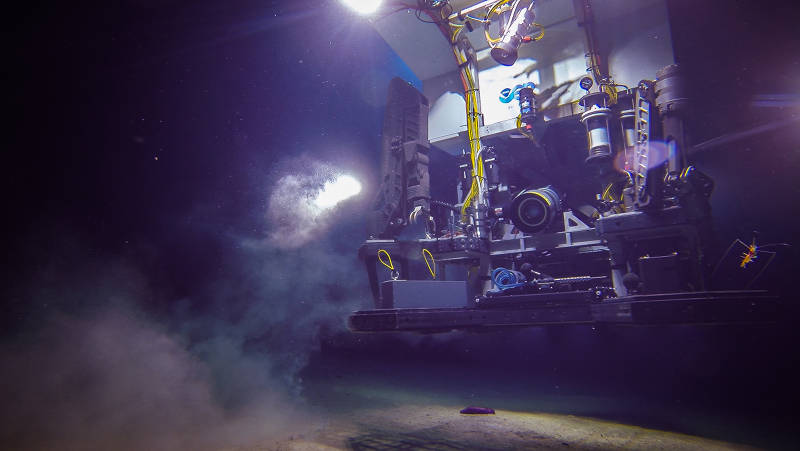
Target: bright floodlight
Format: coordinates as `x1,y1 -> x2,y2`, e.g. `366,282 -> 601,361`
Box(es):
340,0 -> 382,15
314,175 -> 362,209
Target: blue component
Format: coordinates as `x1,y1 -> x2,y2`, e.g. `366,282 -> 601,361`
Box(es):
492,267 -> 527,290
499,82 -> 536,104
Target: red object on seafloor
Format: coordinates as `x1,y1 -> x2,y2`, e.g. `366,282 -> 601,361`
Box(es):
460,406 -> 495,415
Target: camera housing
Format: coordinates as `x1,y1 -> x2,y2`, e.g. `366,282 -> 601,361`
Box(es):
504,186 -> 561,234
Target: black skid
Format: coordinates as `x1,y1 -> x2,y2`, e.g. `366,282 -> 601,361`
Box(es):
348,290 -> 781,333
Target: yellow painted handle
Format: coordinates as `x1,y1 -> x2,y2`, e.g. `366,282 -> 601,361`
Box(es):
422,248 -> 436,279
377,249 -> 394,271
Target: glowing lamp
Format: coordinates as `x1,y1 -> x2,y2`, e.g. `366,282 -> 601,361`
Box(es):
340,0 -> 382,15
314,174 -> 362,209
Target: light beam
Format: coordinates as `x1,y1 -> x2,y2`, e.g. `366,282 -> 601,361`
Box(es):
340,0 -> 382,15
314,174 -> 362,209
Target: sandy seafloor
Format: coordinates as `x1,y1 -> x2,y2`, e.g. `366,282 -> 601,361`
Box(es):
266,405 -> 750,450
227,355 -> 783,451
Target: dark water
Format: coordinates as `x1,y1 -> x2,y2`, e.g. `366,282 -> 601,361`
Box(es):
5,0 -> 800,449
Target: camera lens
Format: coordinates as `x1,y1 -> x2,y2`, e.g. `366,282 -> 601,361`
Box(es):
519,198 -> 545,225
506,186 -> 560,234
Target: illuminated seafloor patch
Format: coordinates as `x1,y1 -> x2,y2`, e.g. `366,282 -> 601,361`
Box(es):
249,378 -> 754,451
263,403 -> 752,450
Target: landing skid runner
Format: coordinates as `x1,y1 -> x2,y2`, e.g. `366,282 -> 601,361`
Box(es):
348,290 -> 781,333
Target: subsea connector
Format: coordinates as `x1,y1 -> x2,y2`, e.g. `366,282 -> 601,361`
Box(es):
579,92 -> 613,165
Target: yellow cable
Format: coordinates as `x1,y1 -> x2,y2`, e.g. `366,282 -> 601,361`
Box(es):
459,51 -> 477,217
516,114 -> 537,142
484,0 -> 512,45
529,23 -> 545,41
451,23 -> 486,223
377,249 -> 394,271
602,84 -> 618,106
485,2 -> 544,46
602,182 -> 614,201
422,248 -> 436,279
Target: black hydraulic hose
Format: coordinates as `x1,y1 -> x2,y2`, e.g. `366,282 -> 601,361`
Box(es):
430,200 -> 460,213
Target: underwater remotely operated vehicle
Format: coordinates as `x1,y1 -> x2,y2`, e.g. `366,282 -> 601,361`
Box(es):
345,0 -> 782,332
